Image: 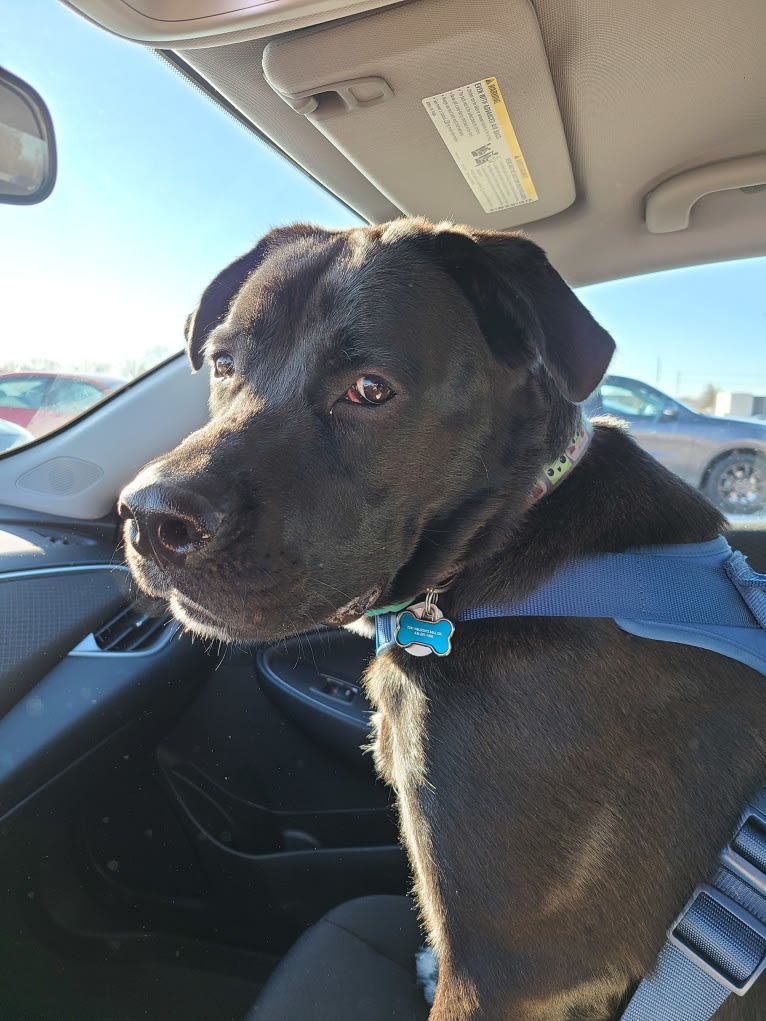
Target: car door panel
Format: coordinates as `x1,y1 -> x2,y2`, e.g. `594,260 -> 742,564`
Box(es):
257,629 -> 376,763
0,509 -> 214,820
48,641 -> 408,956
0,503 -> 407,962
0,618 -> 206,821
129,634 -> 406,950
0,565 -> 131,715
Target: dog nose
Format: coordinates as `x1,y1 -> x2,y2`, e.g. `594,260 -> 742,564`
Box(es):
118,481 -> 223,568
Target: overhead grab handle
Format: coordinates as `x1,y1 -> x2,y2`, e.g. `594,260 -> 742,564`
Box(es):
645,153 -> 766,233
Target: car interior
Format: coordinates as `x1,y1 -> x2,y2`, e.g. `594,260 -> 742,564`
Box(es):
1,0 -> 765,1018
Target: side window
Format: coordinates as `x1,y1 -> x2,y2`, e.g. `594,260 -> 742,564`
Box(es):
579,259 -> 765,528
0,1 -> 361,455
600,383 -> 665,418
45,378 -> 104,413
0,376 -> 50,409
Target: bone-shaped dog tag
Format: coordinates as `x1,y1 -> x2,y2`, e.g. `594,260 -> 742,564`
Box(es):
395,603 -> 455,657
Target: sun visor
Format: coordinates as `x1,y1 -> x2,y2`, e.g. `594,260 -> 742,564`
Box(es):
262,0 -> 575,228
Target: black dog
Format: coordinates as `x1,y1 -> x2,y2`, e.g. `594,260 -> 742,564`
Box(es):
120,219 -> 766,1020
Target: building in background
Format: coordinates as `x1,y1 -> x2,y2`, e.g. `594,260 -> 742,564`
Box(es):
715,392 -> 766,417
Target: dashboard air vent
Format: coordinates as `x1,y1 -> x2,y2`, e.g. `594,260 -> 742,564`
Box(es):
94,602 -> 172,652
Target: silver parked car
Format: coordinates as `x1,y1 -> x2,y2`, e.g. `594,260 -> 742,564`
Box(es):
583,375 -> 766,516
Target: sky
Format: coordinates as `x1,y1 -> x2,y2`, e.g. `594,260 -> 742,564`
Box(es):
579,261 -> 766,397
0,0 -> 361,377
1,0 -> 764,397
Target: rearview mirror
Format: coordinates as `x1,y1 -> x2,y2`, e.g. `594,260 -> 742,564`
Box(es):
0,67 -> 56,205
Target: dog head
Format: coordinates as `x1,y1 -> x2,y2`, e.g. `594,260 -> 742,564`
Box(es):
119,219 -> 614,642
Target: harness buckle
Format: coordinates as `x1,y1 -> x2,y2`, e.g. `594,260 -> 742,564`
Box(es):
668,885 -> 766,995
668,798 -> 766,995
721,796 -> 766,898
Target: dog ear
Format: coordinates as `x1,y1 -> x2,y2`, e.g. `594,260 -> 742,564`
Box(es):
430,227 -> 615,402
185,244 -> 270,371
184,224 -> 330,371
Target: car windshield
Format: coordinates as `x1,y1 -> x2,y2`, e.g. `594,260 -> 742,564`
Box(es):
1,0 -> 764,526
0,0 -> 361,449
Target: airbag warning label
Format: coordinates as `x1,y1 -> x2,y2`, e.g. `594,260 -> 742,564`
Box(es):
422,77 -> 538,213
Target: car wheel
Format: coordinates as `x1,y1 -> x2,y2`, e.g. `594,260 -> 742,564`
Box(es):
703,451 -> 766,515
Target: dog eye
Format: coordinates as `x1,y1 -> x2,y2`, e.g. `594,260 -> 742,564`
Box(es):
342,375 -> 395,406
213,353 -> 235,379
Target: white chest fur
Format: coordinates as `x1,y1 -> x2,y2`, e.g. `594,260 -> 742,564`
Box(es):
363,655 -> 448,953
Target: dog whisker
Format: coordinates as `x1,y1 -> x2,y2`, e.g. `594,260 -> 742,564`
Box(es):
310,577 -> 354,597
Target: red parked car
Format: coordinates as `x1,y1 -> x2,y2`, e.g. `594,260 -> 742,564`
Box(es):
0,371 -> 126,439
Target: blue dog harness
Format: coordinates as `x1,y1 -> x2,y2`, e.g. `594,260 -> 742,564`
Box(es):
374,536 -> 766,672
373,536 -> 766,1017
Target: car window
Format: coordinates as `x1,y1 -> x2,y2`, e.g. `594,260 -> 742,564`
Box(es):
0,376 -> 50,409
45,378 -> 105,412
0,0 -> 362,450
578,258 -> 766,525
599,382 -> 665,418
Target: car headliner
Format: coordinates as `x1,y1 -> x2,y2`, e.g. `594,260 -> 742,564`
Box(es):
66,0 -> 766,287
